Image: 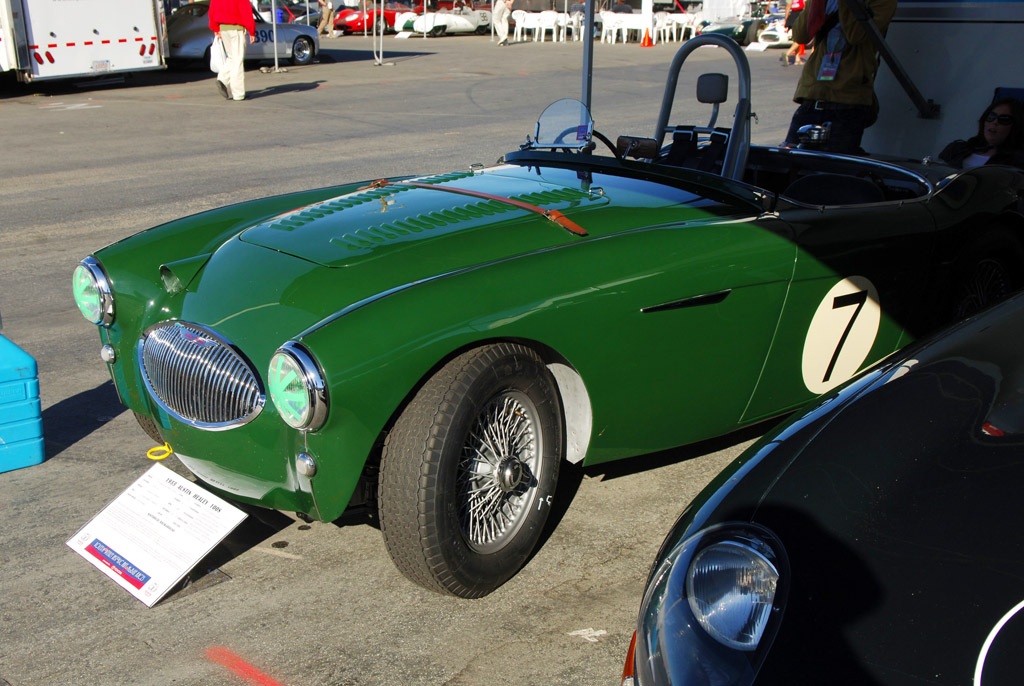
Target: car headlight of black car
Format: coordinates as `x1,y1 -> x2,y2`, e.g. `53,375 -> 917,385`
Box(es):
631,523 -> 789,686
267,341 -> 329,431
72,256 -> 115,326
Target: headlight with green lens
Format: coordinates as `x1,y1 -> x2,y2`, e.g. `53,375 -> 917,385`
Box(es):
267,342 -> 328,431
72,257 -> 115,326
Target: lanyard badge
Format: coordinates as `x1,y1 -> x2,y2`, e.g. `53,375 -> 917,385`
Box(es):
817,26 -> 845,81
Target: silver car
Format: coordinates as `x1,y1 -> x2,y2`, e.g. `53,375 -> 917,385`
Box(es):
168,1 -> 319,66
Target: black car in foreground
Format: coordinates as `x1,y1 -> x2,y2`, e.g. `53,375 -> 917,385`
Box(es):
622,291 -> 1024,686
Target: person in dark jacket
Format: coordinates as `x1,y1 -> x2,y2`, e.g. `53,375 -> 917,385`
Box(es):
782,0 -> 896,154
939,98 -> 1024,169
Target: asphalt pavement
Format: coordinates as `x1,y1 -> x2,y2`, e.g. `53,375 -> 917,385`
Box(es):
0,33 -> 801,686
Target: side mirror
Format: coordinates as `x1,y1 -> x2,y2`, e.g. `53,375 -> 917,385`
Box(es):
616,136 -> 660,159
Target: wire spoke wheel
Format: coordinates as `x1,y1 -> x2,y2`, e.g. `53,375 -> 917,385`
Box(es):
458,391 -> 542,553
950,231 -> 1023,322
954,257 -> 1014,319
379,343 -> 563,598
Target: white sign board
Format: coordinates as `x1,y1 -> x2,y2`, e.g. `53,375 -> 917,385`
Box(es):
67,463 -> 247,607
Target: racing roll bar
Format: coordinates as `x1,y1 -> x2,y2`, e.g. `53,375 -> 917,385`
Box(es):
653,34 -> 753,181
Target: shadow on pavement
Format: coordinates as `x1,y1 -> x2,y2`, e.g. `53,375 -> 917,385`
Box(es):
41,380 -> 126,459
247,79 -> 327,98
161,505 -> 298,605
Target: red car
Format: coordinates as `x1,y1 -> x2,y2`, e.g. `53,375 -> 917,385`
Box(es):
333,1 -> 420,33
333,0 -> 488,33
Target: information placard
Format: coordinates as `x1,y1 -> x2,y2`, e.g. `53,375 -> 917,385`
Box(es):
67,462 -> 247,607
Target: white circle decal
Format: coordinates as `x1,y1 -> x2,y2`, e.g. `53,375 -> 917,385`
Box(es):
801,276 -> 881,395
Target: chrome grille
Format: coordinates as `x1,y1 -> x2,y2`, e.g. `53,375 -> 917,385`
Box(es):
139,321 -> 264,430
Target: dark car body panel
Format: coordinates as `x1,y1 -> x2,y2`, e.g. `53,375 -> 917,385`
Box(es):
648,292 -> 1024,684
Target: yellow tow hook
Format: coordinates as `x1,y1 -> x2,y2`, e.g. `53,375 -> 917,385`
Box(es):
146,442 -> 174,461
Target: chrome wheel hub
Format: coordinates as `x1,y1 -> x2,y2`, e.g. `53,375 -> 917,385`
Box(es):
496,456 -> 528,493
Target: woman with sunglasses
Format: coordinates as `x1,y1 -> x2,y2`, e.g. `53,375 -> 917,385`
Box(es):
939,98 -> 1024,169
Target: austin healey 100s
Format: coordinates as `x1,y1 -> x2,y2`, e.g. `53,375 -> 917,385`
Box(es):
74,36 -> 1024,598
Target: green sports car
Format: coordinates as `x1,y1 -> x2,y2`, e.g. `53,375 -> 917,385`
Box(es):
74,36 -> 1024,598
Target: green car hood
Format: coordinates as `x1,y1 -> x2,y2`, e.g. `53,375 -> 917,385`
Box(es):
178,164 -> 744,344
235,161 -> 749,270
237,167 -> 614,269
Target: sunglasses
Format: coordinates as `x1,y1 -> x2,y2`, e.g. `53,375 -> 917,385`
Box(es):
985,113 -> 1014,125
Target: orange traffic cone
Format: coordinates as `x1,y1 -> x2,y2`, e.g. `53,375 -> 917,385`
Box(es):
640,28 -> 654,47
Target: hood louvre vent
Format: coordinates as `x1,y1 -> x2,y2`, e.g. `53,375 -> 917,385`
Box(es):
516,188 -> 592,205
263,187 -> 414,233
329,201 -> 516,251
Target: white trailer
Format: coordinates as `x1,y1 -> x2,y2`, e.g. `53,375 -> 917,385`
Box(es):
0,0 -> 167,83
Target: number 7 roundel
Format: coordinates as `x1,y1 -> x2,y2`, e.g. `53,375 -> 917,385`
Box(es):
801,276 -> 881,395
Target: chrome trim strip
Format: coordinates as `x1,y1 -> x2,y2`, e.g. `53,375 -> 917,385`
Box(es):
774,148 -> 935,195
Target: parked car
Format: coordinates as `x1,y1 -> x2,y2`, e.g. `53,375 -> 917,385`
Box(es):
168,0 -> 319,66
254,0 -> 323,26
695,15 -> 765,45
621,288 -> 1024,686
755,12 -> 790,46
333,1 -> 415,33
393,0 -> 491,35
73,35 -> 1023,599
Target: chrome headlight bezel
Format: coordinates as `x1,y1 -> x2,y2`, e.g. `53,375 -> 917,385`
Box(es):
634,522 -> 789,686
267,341 -> 329,432
72,256 -> 115,326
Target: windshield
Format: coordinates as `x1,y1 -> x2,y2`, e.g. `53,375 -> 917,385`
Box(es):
531,99 -> 594,151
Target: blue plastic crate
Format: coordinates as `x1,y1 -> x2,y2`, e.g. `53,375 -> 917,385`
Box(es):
0,334 -> 45,474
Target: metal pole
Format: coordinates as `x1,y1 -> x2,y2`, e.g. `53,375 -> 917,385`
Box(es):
581,0 -> 594,109
372,0 -> 387,63
271,0 -> 281,71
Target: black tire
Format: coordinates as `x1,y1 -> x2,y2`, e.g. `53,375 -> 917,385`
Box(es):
949,229 -> 1024,321
378,343 -> 563,598
291,36 -> 315,66
429,25 -> 447,37
739,22 -> 757,46
752,21 -> 766,44
375,16 -> 388,34
133,410 -> 163,444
